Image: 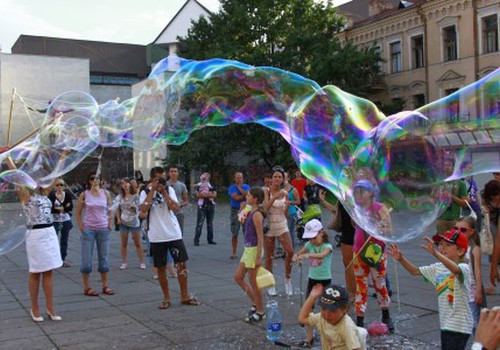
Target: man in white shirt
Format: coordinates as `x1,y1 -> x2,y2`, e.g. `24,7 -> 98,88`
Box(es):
140,167 -> 201,309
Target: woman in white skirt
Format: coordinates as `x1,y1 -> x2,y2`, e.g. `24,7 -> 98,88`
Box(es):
5,154 -> 63,322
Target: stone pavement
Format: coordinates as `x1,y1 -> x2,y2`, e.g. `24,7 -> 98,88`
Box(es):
0,201 -> 499,350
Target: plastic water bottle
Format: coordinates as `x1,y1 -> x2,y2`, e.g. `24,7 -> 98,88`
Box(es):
266,300 -> 282,342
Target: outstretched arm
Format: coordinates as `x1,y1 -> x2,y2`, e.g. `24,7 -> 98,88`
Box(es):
298,284 -> 323,325
421,236 -> 464,281
388,244 -> 421,276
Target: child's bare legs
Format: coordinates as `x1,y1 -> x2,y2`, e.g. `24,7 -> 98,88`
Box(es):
248,267 -> 263,313
234,264 -> 257,308
29,272 -> 41,317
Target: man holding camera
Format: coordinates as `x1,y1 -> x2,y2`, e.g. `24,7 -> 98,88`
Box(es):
140,167 -> 201,309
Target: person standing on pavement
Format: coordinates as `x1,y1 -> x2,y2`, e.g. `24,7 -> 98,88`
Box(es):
435,159 -> 469,236
140,167 -> 201,309
264,166 -> 294,296
228,171 -> 250,259
75,173 -> 115,297
194,172 -> 217,246
284,172 -> 300,249
291,170 -> 307,211
167,165 -> 189,234
481,179 -> 500,293
48,179 -> 73,267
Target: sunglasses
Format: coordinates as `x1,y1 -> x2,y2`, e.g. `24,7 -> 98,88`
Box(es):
55,184 -> 64,187
272,166 -> 284,173
453,226 -> 472,233
90,177 -> 100,180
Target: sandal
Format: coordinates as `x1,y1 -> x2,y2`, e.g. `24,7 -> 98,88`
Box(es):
181,298 -> 201,306
102,287 -> 115,295
83,288 -> 99,297
158,300 -> 171,309
297,338 -> 314,348
244,311 -> 265,323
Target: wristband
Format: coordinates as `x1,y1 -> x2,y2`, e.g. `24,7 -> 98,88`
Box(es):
471,342 -> 486,350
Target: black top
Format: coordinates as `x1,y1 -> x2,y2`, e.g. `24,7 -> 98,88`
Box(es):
48,190 -> 74,215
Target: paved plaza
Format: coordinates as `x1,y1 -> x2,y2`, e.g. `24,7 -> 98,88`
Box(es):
1,201 -> 499,349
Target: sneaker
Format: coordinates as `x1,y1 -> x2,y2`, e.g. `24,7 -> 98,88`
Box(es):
120,263 -> 128,270
267,287 -> 277,296
139,263 -> 146,270
285,279 -> 293,296
382,316 -> 395,333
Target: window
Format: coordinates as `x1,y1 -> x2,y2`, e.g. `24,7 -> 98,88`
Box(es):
390,41 -> 402,73
411,35 -> 424,68
413,94 -> 426,109
483,15 -> 498,53
443,26 -> 457,61
445,88 -> 459,123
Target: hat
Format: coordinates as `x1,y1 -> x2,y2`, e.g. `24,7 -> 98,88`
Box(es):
303,219 -> 323,239
437,227 -> 469,250
353,179 -> 378,195
318,284 -> 350,311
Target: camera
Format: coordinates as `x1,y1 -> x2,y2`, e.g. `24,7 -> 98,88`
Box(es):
158,178 -> 167,186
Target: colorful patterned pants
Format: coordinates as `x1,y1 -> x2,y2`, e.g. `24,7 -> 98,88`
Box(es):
353,253 -> 390,315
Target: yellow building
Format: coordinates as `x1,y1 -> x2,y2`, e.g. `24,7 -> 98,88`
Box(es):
337,0 -> 499,111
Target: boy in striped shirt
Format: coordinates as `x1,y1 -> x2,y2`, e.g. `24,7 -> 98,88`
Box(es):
389,228 -> 473,350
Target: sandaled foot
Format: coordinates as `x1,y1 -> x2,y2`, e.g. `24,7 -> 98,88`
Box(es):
181,298 -> 201,306
158,300 -> 171,309
297,338 -> 314,348
83,287 -> 99,297
244,311 -> 265,323
102,287 -> 115,295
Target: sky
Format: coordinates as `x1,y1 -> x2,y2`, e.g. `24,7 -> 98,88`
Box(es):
0,0 -> 350,53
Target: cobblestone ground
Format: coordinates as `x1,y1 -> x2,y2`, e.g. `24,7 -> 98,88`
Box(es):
0,201 -> 498,349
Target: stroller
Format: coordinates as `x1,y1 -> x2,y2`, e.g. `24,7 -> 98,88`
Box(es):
295,204 -> 322,243
295,204 -> 341,247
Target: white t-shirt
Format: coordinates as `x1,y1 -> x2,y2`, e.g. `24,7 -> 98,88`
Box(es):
419,262 -> 473,334
140,186 -> 181,242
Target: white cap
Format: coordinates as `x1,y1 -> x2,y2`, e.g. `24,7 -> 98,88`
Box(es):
303,219 -> 323,239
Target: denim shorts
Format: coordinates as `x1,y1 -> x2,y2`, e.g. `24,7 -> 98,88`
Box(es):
80,228 -> 110,274
119,224 -> 140,233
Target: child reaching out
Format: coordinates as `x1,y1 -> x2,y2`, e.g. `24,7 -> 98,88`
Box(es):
298,284 -> 367,350
389,229 -> 473,350
233,187 -> 266,323
293,219 -> 333,347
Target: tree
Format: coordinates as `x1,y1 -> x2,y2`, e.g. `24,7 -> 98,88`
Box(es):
170,0 -> 381,175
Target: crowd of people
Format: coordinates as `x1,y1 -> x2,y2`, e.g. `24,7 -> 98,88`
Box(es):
1,142 -> 499,350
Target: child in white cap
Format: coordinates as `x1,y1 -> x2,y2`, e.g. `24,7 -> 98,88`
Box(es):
293,219 -> 334,347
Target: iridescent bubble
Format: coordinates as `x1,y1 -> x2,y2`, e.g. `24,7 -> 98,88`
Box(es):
0,169 -> 37,189
0,225 -> 26,255
0,56 -> 498,244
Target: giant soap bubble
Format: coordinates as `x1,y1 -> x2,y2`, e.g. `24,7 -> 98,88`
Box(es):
0,56 -> 499,247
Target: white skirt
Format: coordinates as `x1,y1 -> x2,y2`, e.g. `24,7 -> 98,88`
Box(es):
25,226 -> 63,273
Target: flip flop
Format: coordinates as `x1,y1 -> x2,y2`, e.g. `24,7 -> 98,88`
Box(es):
181,298 -> 201,306
158,300 -> 171,309
102,287 -> 115,295
84,288 -> 99,297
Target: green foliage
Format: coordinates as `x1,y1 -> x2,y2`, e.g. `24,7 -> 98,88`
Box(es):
170,0 -> 382,177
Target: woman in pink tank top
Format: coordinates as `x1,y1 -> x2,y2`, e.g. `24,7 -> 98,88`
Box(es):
75,173 -> 114,297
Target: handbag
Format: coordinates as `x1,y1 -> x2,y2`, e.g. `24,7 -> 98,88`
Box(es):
479,210 -> 494,255
256,267 -> 275,289
327,203 -> 341,232
359,232 -> 385,267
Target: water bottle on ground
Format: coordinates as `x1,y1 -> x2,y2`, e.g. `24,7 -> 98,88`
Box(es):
266,300 -> 282,342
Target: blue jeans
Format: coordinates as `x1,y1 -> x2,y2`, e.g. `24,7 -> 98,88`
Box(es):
194,204 -> 215,243
469,301 -> 481,334
54,220 -> 73,261
80,228 -> 110,274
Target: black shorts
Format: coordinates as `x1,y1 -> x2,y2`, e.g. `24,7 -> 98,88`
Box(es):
340,228 -> 355,246
150,240 -> 189,268
306,278 -> 332,300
